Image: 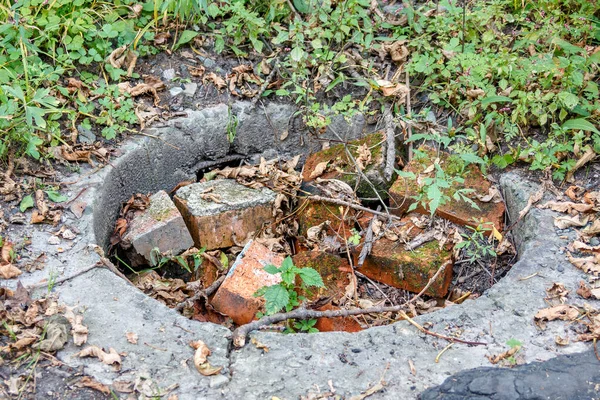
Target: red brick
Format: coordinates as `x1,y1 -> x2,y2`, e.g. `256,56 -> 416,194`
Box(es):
389,146 -> 505,232
292,251 -> 352,302
357,237 -> 453,298
314,304 -> 362,333
297,198 -> 356,242
301,132 -> 393,199
210,241 -> 283,325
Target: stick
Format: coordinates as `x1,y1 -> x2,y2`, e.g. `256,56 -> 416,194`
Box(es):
383,106 -> 396,182
233,260 -> 467,347
405,230 -> 437,251
251,61 -> 279,108
175,275 -> 226,312
405,71 -> 413,161
309,195 -> 401,220
357,207 -> 379,266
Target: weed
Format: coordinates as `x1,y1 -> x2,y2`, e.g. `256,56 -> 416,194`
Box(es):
455,222 -> 497,263
226,105 -> 239,143
254,256 -> 324,332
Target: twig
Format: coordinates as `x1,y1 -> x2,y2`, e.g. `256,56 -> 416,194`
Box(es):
252,61 -> 279,109
405,71 -> 413,161
233,260 -> 468,347
383,106 -> 396,182
435,343 -> 454,363
309,195 -> 401,220
398,311 -> 486,346
405,230 -> 437,251
175,275 -> 226,312
286,0 -> 301,19
357,207 -> 379,266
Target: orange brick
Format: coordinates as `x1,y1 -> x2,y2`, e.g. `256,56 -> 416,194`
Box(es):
210,241 -> 283,325
314,304 -> 362,333
389,146 -> 505,232
292,251 -> 352,302
297,198 -> 355,241
357,237 -> 453,298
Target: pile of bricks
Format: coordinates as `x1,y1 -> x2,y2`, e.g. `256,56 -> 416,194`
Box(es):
123,133 -> 504,332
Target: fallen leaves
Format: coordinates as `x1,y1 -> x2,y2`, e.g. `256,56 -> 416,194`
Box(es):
534,305 -> 580,329
309,161 -> 329,179
203,73 -> 227,90
75,376 -> 111,395
0,240 -> 21,279
539,200 -> 593,214
486,345 -> 521,364
107,45 -> 137,77
567,252 -> 600,275
126,332 -> 139,344
76,346 -> 122,370
190,340 -> 222,376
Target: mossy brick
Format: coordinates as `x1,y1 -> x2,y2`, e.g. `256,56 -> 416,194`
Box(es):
314,303 -> 363,333
301,131 -> 394,199
358,238 -> 453,298
389,146 -> 505,232
296,197 -> 356,241
174,179 -> 276,250
210,240 -> 283,325
292,251 -> 352,302
122,190 -> 193,266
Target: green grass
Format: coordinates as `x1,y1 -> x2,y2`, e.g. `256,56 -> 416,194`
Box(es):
1,0 -> 599,183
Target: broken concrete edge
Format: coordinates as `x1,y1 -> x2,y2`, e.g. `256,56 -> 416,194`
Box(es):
2,99 -> 595,399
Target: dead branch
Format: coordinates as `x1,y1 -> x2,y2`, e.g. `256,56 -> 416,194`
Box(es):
309,195 -> 401,220
251,60 -> 279,108
405,230 -> 437,251
405,71 -> 413,161
232,260 -> 480,347
357,209 -> 378,266
383,106 -> 396,182
175,275 -> 226,312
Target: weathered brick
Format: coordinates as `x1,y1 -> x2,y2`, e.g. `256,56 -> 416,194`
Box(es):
210,240 -> 283,325
301,132 -> 394,199
389,146 -> 505,232
314,304 -> 362,333
122,190 -> 193,266
174,179 -> 276,250
357,237 -> 453,298
292,251 -> 352,302
297,197 -> 356,241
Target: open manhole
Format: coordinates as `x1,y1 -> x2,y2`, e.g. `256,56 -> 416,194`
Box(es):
94,102 -> 517,336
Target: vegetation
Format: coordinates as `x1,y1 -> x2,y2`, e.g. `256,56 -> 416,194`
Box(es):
0,0 -> 598,184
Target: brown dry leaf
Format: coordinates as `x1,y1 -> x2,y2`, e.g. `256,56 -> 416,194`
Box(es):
475,186 -> 502,203
555,336 -> 569,346
154,32 -> 171,46
126,332 -> 139,344
518,186 -> 545,219
582,219 -> 600,236
388,40 -> 409,64
1,241 -> 13,264
12,336 -> 38,350
64,308 -> 88,346
121,83 -> 161,106
578,314 -> 600,342
106,45 -> 137,77
554,214 -> 589,229
143,75 -> 166,91
309,161 -> 329,179
70,200 -> 87,219
190,65 -> 205,77
565,185 -> 585,201
567,252 -> 600,275
76,346 -> 122,370
566,147 -> 596,182
534,305 -> 580,329
583,191 -> 600,208
576,281 -> 600,299
486,345 -> 520,364
539,201 -> 593,214
0,264 -> 22,279
76,376 -> 110,394
35,189 -> 48,217
190,340 -> 222,376
204,73 -> 227,90
378,80 -> 409,102
250,337 -> 269,352
569,240 -> 600,253
259,59 -> 271,75
495,238 -> 515,256
545,282 -> 569,303
355,143 -> 372,171
112,380 -> 135,393
466,89 -> 485,100
59,147 -> 92,163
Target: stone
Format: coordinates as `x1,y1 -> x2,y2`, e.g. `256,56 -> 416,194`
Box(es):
314,303 -> 362,333
170,86 -> 184,97
122,190 -> 194,266
301,131 -> 394,199
174,180 -> 276,250
162,68 -> 175,80
356,216 -> 453,297
210,241 -> 283,325
77,125 -> 96,144
292,251 -> 352,302
183,83 -> 198,97
389,146 -> 505,232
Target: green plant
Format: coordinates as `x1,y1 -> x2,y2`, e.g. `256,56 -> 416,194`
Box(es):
47,268 -> 59,294
455,222 -> 497,263
254,256 -> 324,332
226,105 -> 239,143
149,247 -> 206,273
505,338 -> 522,365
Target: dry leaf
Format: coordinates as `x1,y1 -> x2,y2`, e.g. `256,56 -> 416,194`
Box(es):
76,376 -> 110,394
466,88 -> 485,100
112,380 -> 134,393
1,241 -> 13,264
576,281 -> 600,299
204,73 -> 227,90
518,186 -> 545,219
378,80 -> 409,101
534,305 -> 580,329
190,340 -> 222,376
569,240 -> 600,253
567,252 -> 600,275
475,186 -> 502,203
554,214 -> 589,229
388,40 -> 409,63
355,143 -> 372,171
190,65 -> 205,77
565,185 -> 585,201
76,346 -> 122,370
0,264 -> 22,279
126,332 -> 138,344
486,345 -> 520,364
545,282 -> 569,303
582,219 -> 600,236
555,336 -> 569,346
566,147 -> 596,182
309,161 -> 329,179
539,201 -> 593,214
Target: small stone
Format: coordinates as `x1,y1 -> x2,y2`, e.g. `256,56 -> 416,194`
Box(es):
557,265 -> 564,272
590,237 -> 599,246
210,240 -> 283,325
48,236 -> 60,245
61,229 -> 76,240
169,87 -> 184,96
122,190 -> 194,266
77,125 -> 96,144
183,83 -> 198,97
174,180 -> 276,250
209,374 -> 229,389
162,68 -> 176,80
202,58 -> 216,69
